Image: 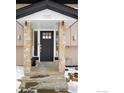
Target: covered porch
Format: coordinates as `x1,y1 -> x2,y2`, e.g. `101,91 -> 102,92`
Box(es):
17,20 -> 75,93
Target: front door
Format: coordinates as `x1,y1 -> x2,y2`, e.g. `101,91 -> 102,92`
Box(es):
40,31 -> 54,61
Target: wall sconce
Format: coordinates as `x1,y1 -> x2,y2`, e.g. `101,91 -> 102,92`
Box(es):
25,21 -> 27,26
73,35 -> 77,41
62,21 -> 64,26
17,35 -> 21,40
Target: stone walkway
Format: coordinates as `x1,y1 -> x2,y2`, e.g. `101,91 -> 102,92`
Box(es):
19,64 -> 68,93
16,66 -> 78,93
20,73 -> 68,93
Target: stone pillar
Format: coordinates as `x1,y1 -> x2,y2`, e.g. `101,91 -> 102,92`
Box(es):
24,21 -> 32,77
58,21 -> 66,73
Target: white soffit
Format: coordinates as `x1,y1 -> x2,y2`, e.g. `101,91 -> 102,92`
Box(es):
17,9 -> 77,21
31,20 -> 58,29
30,20 -> 76,29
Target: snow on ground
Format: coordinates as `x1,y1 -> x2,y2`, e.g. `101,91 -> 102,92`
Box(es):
16,66 -> 24,92
16,66 -> 78,93
68,80 -> 78,93
65,67 -> 78,93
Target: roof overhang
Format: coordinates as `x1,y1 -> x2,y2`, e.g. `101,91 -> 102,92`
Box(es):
16,0 -> 78,4
16,0 -> 78,19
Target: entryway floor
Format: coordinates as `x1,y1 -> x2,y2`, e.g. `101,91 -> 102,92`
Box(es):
31,61 -> 59,77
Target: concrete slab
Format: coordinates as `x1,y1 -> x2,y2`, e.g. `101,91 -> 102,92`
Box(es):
20,73 -> 68,93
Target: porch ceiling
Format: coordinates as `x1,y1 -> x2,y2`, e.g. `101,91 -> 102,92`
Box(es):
17,20 -> 77,29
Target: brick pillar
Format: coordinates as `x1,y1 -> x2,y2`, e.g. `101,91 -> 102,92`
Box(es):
58,21 -> 66,73
24,21 -> 32,77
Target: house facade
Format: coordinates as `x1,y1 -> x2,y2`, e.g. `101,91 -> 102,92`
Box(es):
16,0 -> 78,92
16,1 -> 78,67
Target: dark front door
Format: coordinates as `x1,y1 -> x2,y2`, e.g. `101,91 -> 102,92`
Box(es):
40,31 -> 54,61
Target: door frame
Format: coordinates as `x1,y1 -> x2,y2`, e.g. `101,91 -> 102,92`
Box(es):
32,29 -> 56,62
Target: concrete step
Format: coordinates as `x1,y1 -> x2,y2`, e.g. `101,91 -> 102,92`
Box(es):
37,61 -> 58,69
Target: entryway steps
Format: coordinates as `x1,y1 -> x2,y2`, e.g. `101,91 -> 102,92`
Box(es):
37,61 -> 58,69
31,61 -> 59,77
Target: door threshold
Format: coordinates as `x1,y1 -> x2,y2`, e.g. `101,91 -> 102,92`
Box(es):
40,61 -> 54,62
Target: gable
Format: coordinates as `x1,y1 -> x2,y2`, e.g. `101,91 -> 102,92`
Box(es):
16,0 -> 78,19
17,9 -> 77,21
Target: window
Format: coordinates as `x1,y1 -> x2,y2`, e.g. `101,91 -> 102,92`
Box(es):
42,32 -> 52,39
34,31 -> 38,56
